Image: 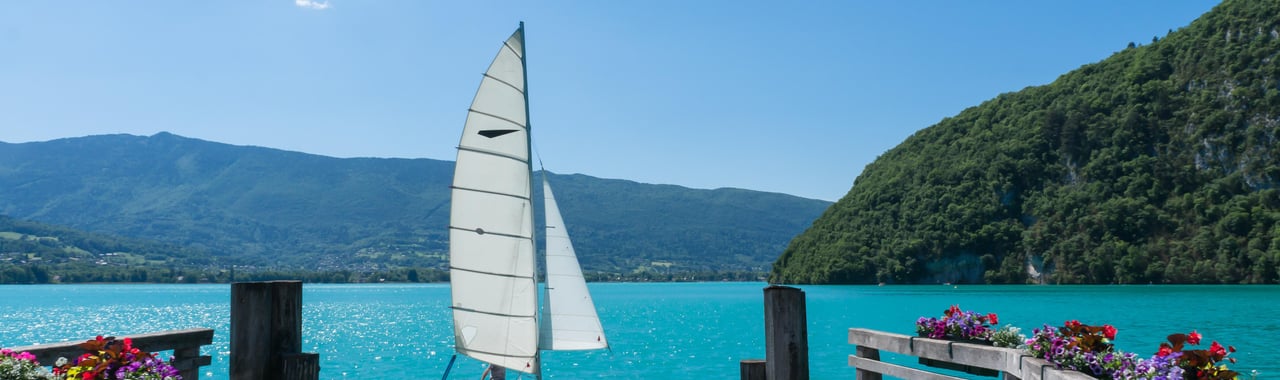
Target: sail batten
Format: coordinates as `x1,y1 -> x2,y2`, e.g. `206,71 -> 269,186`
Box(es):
467,108 -> 527,128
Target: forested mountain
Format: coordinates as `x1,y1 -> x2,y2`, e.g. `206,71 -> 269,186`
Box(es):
0,132 -> 829,278
772,0 -> 1280,284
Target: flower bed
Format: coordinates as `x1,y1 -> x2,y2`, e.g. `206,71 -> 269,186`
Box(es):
2,336 -> 181,380
913,305 -> 1021,376
2,348 -> 55,379
914,307 -> 1241,380
1027,322 -> 1238,380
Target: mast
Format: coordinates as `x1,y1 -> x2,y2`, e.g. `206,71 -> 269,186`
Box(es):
517,21 -> 545,377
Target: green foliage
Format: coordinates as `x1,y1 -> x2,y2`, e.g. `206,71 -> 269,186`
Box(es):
772,0 -> 1280,284
0,133 -> 829,281
0,215 -> 213,283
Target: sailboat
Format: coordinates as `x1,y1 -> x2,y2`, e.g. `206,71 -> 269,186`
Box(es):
448,22 -> 608,376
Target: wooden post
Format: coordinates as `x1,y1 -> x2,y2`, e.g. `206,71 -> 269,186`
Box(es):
764,285 -> 808,380
231,281 -> 316,380
740,359 -> 766,380
281,353 -> 320,380
172,345 -> 205,380
854,346 -> 881,380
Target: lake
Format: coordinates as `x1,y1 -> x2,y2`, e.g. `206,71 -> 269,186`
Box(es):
0,283 -> 1274,379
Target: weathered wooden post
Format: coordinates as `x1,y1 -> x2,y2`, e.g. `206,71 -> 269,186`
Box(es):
230,281 -> 318,380
764,285 -> 808,380
853,345 -> 881,380
740,359 -> 767,380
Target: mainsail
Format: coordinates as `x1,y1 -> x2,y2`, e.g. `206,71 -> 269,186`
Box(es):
449,23 -> 609,376
539,178 -> 609,351
449,25 -> 540,374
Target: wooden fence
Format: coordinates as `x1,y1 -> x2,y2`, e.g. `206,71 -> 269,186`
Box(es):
4,328 -> 214,380
849,328 -> 1095,380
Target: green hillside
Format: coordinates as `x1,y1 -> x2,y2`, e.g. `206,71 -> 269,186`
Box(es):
0,215 -> 211,283
771,0 -> 1280,284
0,133 -> 829,278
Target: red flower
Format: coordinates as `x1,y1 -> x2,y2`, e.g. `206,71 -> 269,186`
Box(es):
1210,341 -> 1227,357
1156,345 -> 1172,357
1188,330 -> 1202,345
946,304 -> 961,317
1102,324 -> 1117,340
1065,320 -> 1081,329
986,313 -> 999,325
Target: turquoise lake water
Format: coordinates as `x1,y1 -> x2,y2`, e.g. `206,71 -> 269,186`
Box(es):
0,283 -> 1274,379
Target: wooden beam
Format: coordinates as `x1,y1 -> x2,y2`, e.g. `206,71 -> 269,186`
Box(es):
848,356 -> 966,380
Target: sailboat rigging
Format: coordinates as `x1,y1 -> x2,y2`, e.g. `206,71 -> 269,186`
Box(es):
448,22 -> 608,376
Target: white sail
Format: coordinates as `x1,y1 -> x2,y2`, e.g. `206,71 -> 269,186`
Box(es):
539,178 -> 609,350
449,25 -> 540,374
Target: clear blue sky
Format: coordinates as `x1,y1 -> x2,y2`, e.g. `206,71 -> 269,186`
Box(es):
0,1 -> 1217,201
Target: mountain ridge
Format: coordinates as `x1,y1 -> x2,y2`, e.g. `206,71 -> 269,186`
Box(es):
0,132 -> 830,276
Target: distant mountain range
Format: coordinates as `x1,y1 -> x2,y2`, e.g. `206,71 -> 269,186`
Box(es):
0,132 -> 830,277
771,0 -> 1280,285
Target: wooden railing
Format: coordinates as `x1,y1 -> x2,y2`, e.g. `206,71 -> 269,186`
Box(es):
849,328 -> 1094,380
5,328 -> 214,380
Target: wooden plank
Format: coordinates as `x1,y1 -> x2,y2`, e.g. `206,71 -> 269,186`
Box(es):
848,355 -> 966,380
6,328 -> 215,369
849,328 -> 1017,373
764,286 -> 808,380
740,359 -> 766,380
1014,356 -> 1096,380
6,340 -> 88,366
